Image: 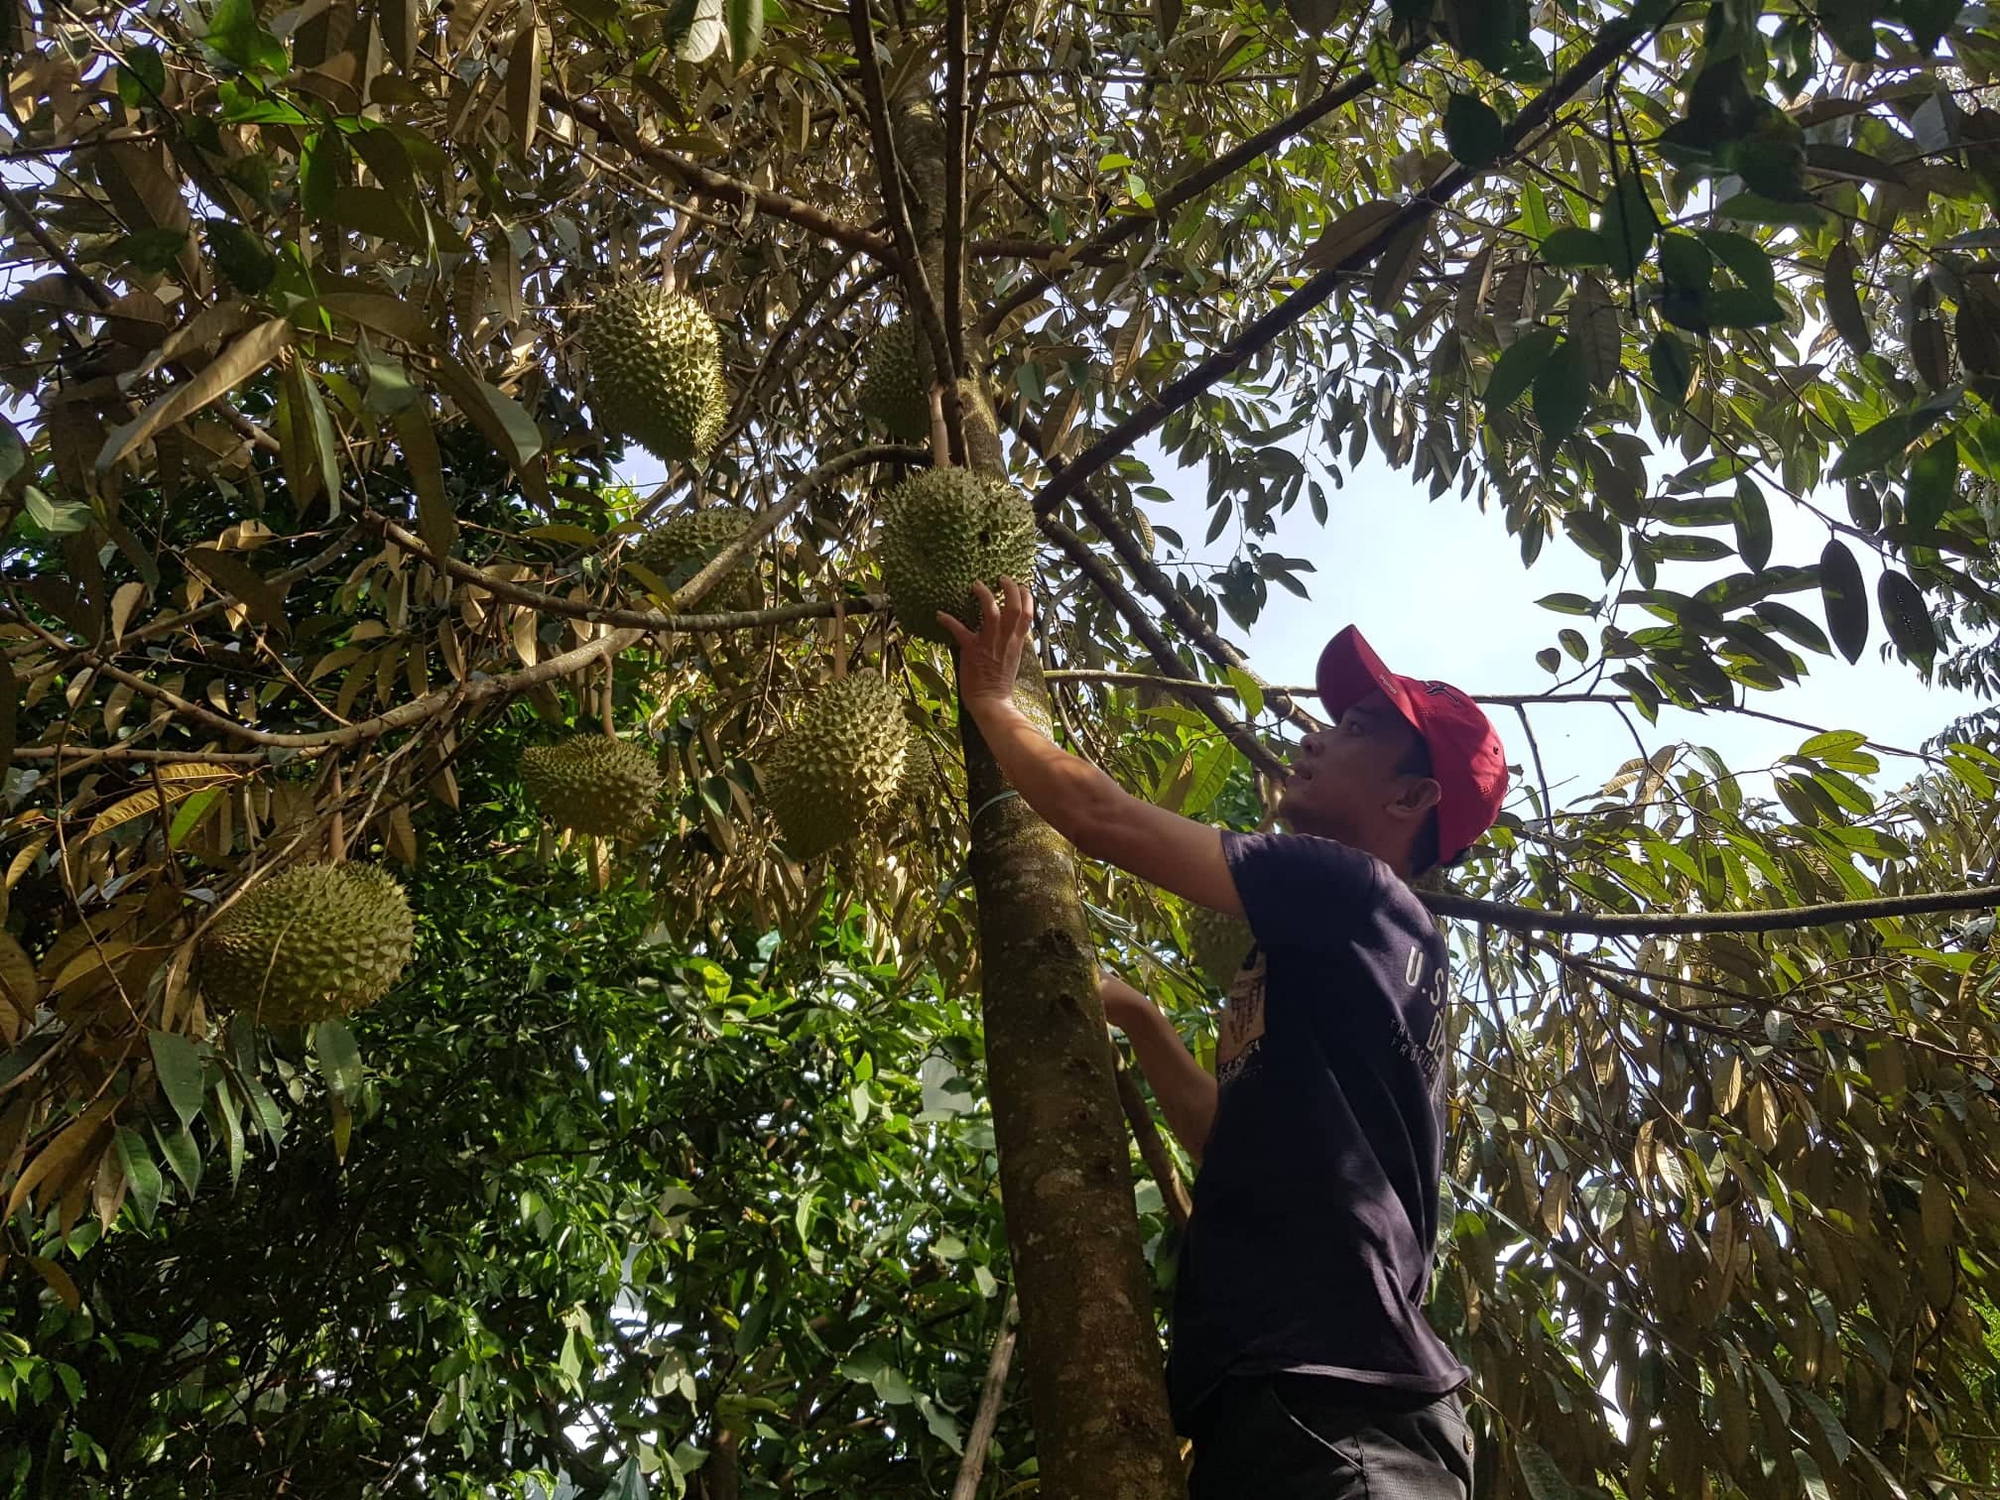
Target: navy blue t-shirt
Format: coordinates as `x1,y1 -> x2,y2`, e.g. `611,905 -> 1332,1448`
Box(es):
1168,830 -> 1472,1432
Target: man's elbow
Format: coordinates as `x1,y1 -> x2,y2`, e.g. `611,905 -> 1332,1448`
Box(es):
1061,782 -> 1132,863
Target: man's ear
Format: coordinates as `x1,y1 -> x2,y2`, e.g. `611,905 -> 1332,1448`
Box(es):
1388,776 -> 1442,823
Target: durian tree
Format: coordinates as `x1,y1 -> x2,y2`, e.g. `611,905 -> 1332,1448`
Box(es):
3,0 -> 2000,1494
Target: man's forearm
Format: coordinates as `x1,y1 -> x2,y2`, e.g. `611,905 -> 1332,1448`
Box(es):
967,699 -> 1121,850
1119,1004 -> 1219,1163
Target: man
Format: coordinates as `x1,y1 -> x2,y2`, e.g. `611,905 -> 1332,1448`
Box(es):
938,578 -> 1508,1500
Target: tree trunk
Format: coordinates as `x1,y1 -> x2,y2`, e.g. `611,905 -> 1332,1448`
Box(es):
959,690 -> 1187,1500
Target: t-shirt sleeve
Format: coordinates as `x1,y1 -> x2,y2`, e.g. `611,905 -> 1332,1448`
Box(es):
1220,830 -> 1383,953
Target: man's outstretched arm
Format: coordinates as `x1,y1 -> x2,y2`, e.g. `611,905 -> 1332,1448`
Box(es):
939,579 -> 1245,918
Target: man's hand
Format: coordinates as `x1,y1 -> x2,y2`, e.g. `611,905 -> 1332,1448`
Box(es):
1098,971 -> 1155,1033
936,577 -> 1033,713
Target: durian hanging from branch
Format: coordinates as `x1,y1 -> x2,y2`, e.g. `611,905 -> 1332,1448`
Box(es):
762,673 -> 913,860
626,507 -> 760,609
520,735 -> 666,839
584,281 -> 729,463
859,316 -> 935,443
876,469 -> 1038,643
199,863 -> 417,1026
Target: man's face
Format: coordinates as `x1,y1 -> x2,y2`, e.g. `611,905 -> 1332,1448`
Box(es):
1276,690 -> 1433,846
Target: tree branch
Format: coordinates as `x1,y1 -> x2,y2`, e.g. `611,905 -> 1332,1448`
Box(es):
1029,18 -> 1658,515
544,88 -> 893,259
944,0 -> 969,380
1432,882 -> 2000,936
949,1295 -> 1020,1500
1114,1059 -> 1191,1230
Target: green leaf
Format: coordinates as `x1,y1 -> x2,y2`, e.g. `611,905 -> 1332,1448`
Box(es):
1845,477 -> 1882,532
1830,413 -> 1918,479
1753,600 -> 1832,655
204,0 -> 288,72
148,1029 -> 206,1132
23,487 -> 93,535
114,1128 -> 162,1227
1702,287 -> 1787,328
1733,476 -> 1772,571
1537,593 -> 1598,615
1537,227 -> 1608,267
1597,173 -> 1657,279
1443,92 -> 1504,168
1876,568 -> 1936,664
116,45 -> 166,107
1531,337 -> 1588,443
1903,433 -> 1958,532
153,1122 -> 201,1195
1565,508 -> 1623,568
1695,229 -> 1776,298
299,130 -> 347,219
1365,30 -> 1401,86
312,1021 -> 365,1104
1819,538 -> 1869,664
1657,231 -> 1712,291
727,0 -> 763,63
1483,326 -> 1559,418
116,226 -> 190,275
1516,1442 -> 1577,1500
204,218 -> 276,295
1823,241 -> 1869,355
1648,330 -> 1693,403
604,1454 -> 649,1500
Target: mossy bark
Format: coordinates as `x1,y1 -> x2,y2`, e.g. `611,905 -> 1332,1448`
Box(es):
959,692 -> 1187,1500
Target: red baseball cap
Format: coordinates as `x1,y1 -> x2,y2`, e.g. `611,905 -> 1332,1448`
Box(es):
1315,626 -> 1509,860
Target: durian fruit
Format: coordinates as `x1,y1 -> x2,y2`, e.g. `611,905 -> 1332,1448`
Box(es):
877,468 -> 1038,643
764,675 -> 911,859
200,863 -> 416,1025
584,282 -> 728,463
630,507 -> 758,609
520,735 -> 665,838
858,318 -> 934,441
875,737 -> 936,835
1185,905 -> 1253,993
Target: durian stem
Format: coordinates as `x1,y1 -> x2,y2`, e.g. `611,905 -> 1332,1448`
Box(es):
326,760 -> 346,865
601,659 -> 616,737
829,597 -> 849,680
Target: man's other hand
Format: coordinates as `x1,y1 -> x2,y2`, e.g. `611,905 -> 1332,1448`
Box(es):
1098,971 -> 1155,1033
937,577 -> 1033,712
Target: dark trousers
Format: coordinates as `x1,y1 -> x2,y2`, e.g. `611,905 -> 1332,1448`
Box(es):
1186,1375 -> 1475,1499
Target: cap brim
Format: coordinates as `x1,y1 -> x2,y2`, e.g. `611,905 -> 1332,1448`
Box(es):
1316,626 -> 1416,731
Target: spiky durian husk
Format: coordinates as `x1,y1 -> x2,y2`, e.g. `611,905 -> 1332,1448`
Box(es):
520,735 -> 664,838
1186,904 -> 1254,993
585,282 -> 728,463
200,863 -> 415,1025
874,737 -> 937,836
764,675 -> 911,859
858,318 -> 933,442
630,508 -> 758,610
877,468 -> 1038,643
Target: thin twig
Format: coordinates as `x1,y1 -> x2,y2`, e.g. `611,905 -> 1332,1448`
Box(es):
949,1295 -> 1020,1500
